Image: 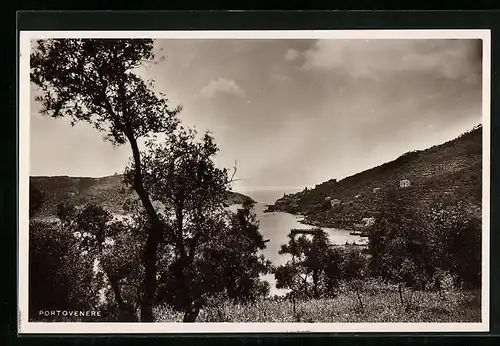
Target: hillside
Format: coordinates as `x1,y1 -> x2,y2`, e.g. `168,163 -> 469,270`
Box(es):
30,174 -> 255,218
266,125 -> 482,229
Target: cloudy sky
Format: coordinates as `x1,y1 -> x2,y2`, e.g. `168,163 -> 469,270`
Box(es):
30,38 -> 483,193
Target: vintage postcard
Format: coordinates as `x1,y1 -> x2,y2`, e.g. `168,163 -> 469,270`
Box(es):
18,29 -> 491,333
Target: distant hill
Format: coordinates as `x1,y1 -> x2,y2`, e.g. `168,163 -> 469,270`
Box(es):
266,125 -> 482,229
30,174 -> 255,218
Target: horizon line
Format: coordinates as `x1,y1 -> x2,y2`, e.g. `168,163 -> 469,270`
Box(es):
29,122 -> 481,186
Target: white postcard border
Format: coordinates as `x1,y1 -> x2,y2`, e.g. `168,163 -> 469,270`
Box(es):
18,29 -> 491,334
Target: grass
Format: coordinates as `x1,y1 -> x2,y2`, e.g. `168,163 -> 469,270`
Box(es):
154,289 -> 481,323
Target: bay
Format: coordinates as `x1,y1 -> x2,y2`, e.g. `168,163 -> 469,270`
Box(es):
237,188 -> 368,296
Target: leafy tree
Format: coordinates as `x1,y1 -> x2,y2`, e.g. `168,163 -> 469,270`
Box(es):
275,233 -> 310,298
274,262 -> 299,292
217,200 -> 272,301
30,39 -> 181,321
341,247 -> 368,310
323,246 -> 345,296
303,231 -> 331,298
72,204 -> 143,321
29,220 -> 98,320
52,203 -> 144,321
426,199 -> 481,289
56,201 -> 76,222
370,189 -> 482,295
128,129 -> 270,321
368,190 -> 435,290
275,230 -> 335,299
29,185 -> 44,218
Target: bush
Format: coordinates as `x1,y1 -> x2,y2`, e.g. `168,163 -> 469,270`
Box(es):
29,220 -> 98,321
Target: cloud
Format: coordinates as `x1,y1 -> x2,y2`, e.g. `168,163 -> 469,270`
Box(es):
200,78 -> 246,99
285,48 -> 300,61
301,39 -> 481,81
271,73 -> 292,82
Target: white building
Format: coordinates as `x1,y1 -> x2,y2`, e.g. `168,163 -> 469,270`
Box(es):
400,179 -> 411,188
330,199 -> 341,207
361,217 -> 376,227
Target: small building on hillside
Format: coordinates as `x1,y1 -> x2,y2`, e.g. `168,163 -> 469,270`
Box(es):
399,179 -> 411,188
373,187 -> 381,194
361,217 -> 376,227
330,199 -> 341,207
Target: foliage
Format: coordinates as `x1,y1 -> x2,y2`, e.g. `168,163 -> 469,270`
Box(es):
29,185 -> 44,217
426,199 -> 482,289
268,125 -> 482,231
275,230 -> 346,299
154,288 -> 481,323
340,247 -> 369,311
368,188 -> 482,300
29,220 -> 98,321
29,175 -> 253,218
31,38 -> 181,321
54,203 -> 144,321
368,190 -> 436,290
31,39 -> 180,144
122,129 -> 271,321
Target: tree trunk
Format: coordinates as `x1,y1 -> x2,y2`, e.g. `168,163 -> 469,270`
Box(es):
398,283 -> 404,307
173,205 -> 197,322
291,249 -> 297,321
110,279 -> 138,322
312,270 -> 319,298
140,237 -> 159,322
183,306 -> 200,322
182,299 -> 202,322
356,288 -> 364,312
127,135 -> 164,322
291,291 -> 297,322
303,274 -> 308,297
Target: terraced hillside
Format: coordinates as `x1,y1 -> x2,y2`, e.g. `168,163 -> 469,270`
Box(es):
30,174 -> 255,218
266,125 -> 482,229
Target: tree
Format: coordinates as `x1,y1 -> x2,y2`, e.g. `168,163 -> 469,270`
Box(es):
323,246 -> 345,296
303,231 -> 331,298
217,200 -> 271,302
71,204 -> 143,321
30,39 -> 181,321
275,230 -> 334,299
341,247 -> 368,310
29,220 -> 98,320
426,199 -> 482,289
50,202 -> 145,321
369,188 -> 482,295
129,129 -> 270,321
29,185 -> 44,218
368,190 -> 435,290
275,233 -> 310,299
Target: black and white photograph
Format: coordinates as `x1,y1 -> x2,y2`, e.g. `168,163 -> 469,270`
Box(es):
18,30 -> 490,333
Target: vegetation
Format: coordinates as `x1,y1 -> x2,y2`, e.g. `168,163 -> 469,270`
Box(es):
267,125 -> 482,230
29,175 -> 254,218
29,219 -> 98,321
155,287 -> 480,323
29,132 -> 270,322
29,38 -> 482,324
29,39 -> 268,322
268,181 -> 482,322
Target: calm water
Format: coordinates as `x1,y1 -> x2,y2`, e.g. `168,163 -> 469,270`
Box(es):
236,188 -> 368,296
